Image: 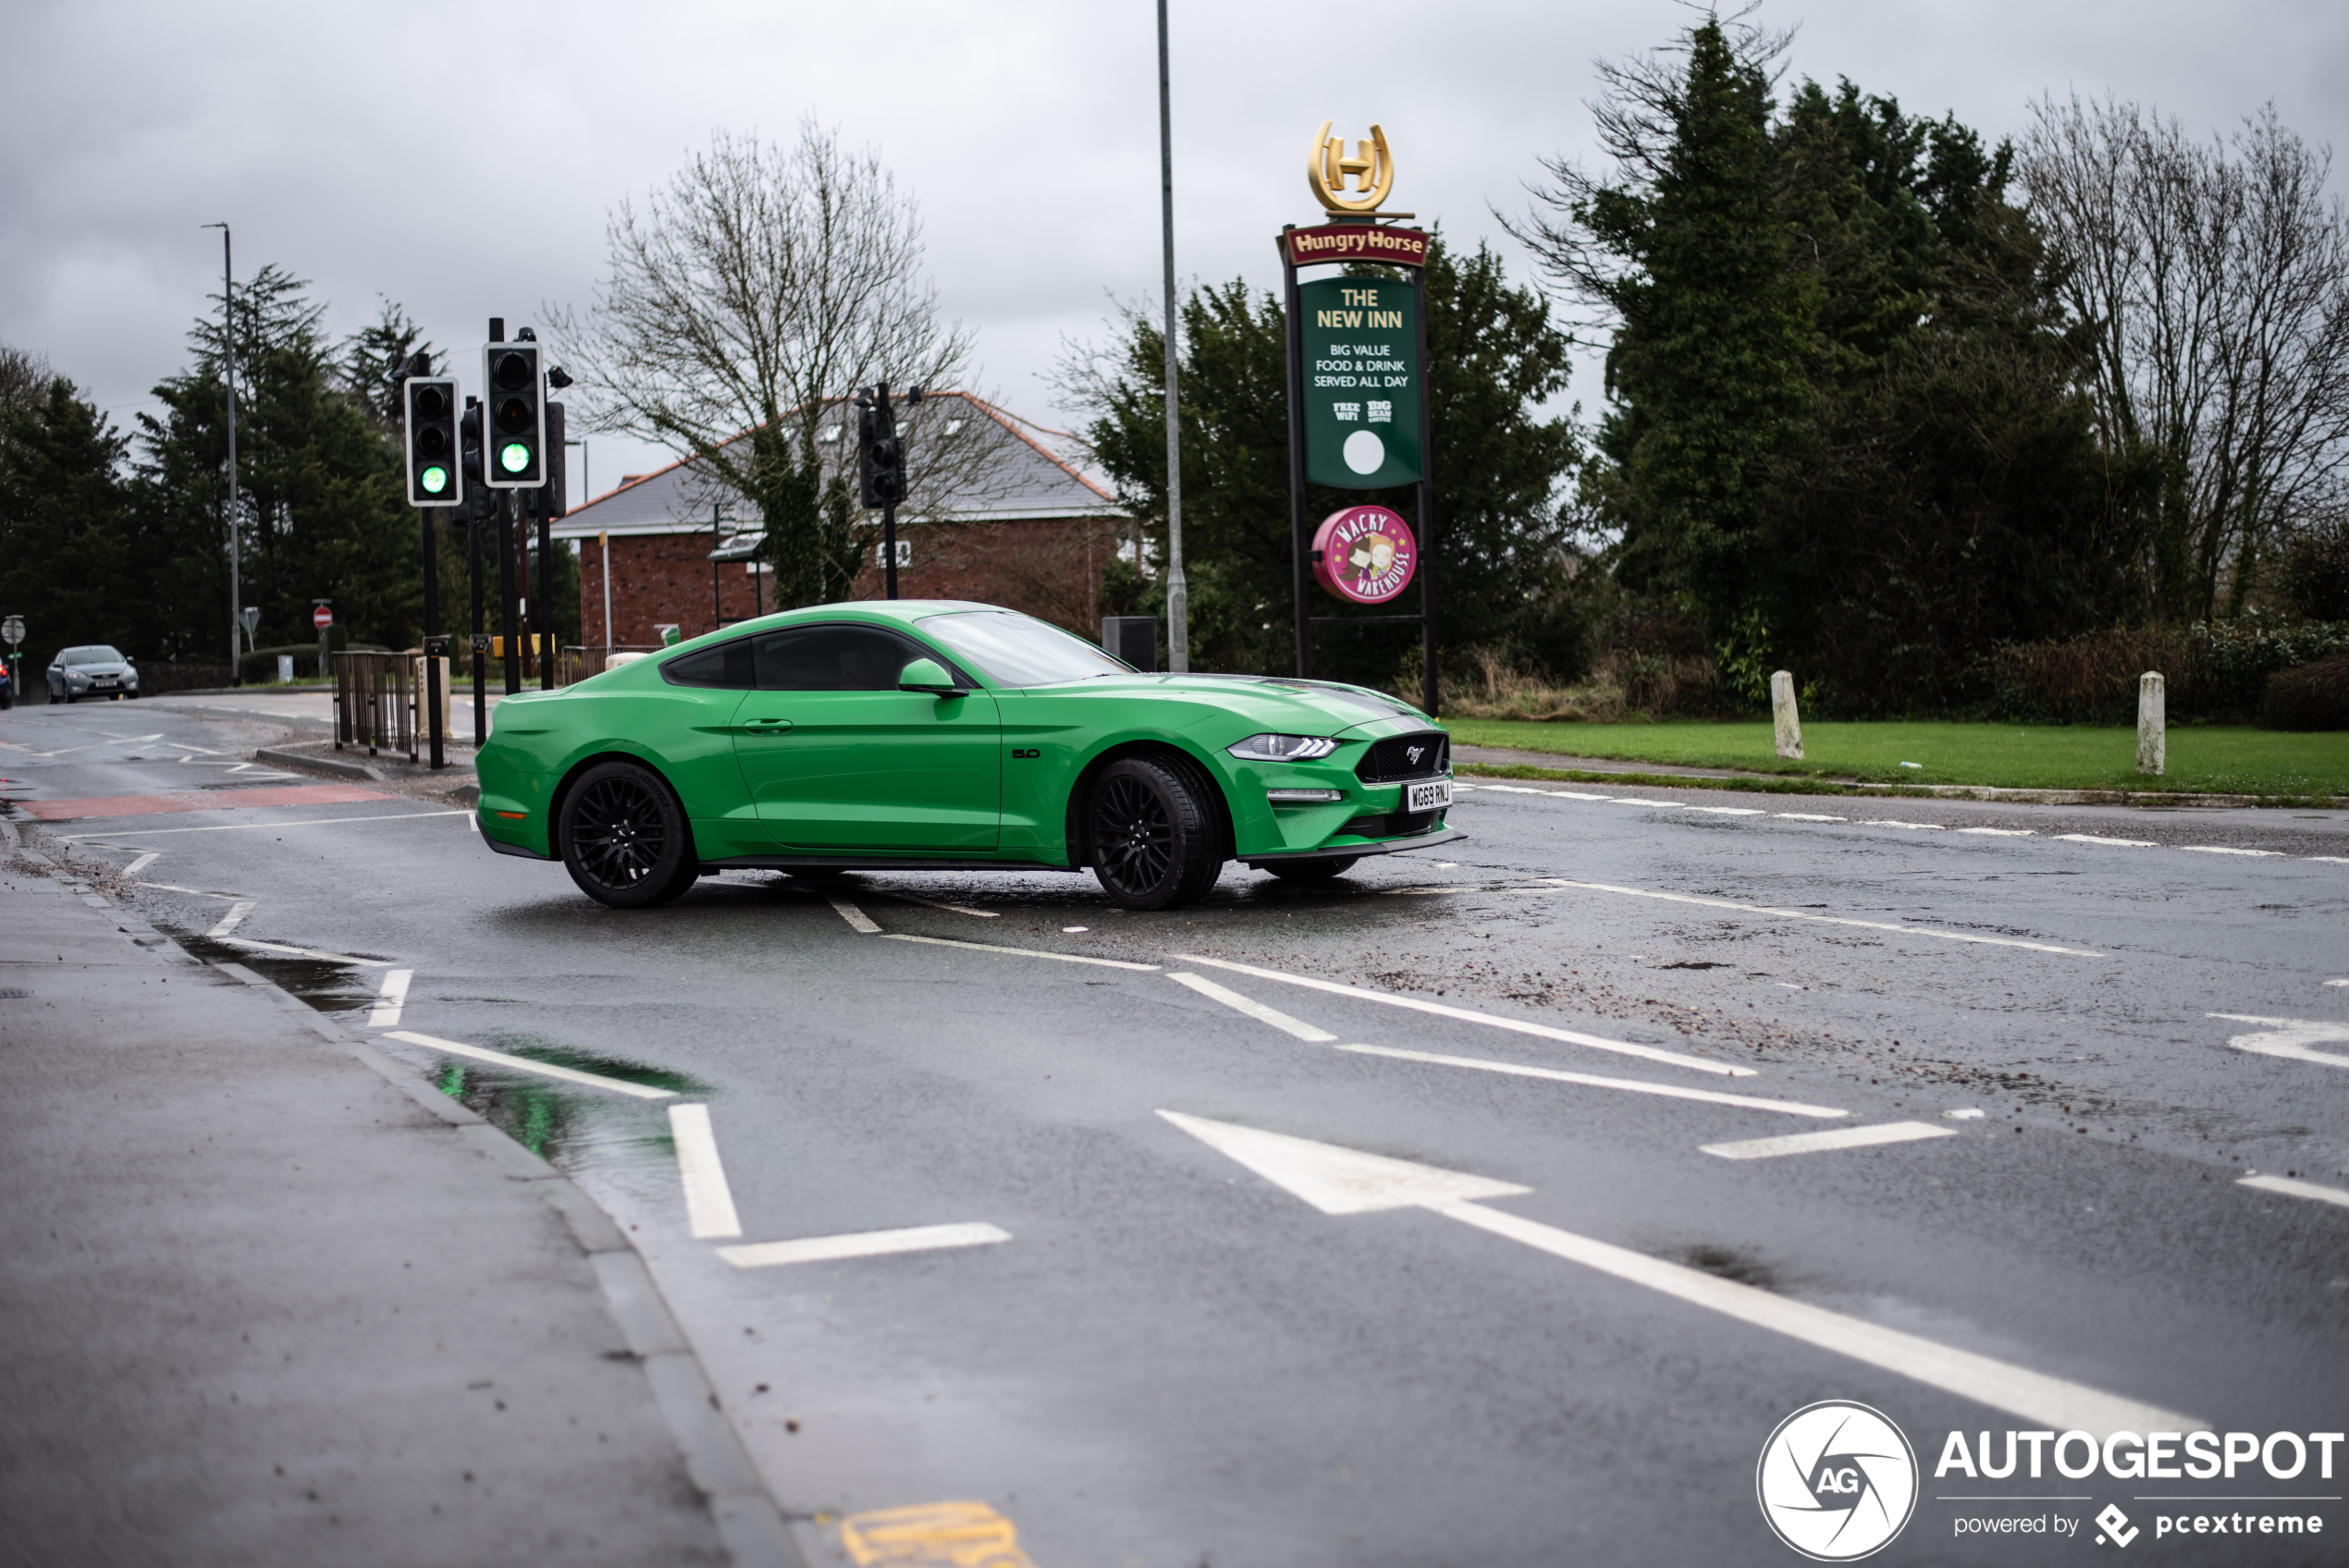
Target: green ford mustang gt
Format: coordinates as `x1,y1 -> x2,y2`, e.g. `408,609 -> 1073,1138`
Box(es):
475,600 -> 1460,911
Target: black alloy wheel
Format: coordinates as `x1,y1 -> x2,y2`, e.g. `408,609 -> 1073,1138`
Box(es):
559,760 -> 699,908
1264,857 -> 1358,883
1087,753 -> 1223,911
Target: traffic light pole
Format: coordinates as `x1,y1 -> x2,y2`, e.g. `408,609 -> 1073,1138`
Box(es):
497,492 -> 520,696
422,508 -> 446,771
883,498 -> 900,600
536,496 -> 554,690
470,512 -> 487,746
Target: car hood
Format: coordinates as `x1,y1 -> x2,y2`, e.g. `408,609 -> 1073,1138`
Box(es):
68,663 -> 131,675
1034,672 -> 1432,734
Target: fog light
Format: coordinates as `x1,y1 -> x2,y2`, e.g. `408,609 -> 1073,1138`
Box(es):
1266,788 -> 1343,804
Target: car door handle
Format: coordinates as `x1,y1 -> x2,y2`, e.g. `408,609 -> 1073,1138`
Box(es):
745,718 -> 793,732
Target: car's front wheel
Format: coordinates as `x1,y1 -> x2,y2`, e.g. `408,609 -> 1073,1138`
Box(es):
1087,754 -> 1224,911
558,760 -> 700,908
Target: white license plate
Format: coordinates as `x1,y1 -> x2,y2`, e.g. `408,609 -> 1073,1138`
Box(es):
1405,778 -> 1452,813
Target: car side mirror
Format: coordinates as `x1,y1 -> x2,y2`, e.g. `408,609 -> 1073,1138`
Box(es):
898,657 -> 966,697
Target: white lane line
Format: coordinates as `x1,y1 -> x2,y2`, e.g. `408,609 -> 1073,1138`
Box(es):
366,968 -> 412,1029
60,809 -> 466,840
1863,820 -> 1945,831
1535,879 -> 2108,959
668,1104 -> 744,1239
2328,979 -> 2349,987
218,937 -> 397,968
877,890 -> 1001,918
2055,833 -> 2157,848
882,932 -> 1162,972
2180,846 -> 2282,857
827,896 -> 881,934
1341,1043 -> 1846,1118
2239,1173 -> 2349,1210
1958,827 -> 2035,837
1687,805 -> 1766,815
121,851 -> 160,876
1776,813 -> 1846,822
382,1030 -> 678,1099
1603,798 -> 1682,807
719,1221 -> 1011,1270
138,882 -> 244,900
1702,1121 -> 1958,1159
1174,953 -> 1753,1076
1167,971 -> 1338,1041
206,900 -> 256,937
2209,1013 -> 2349,1071
2309,857 -> 2349,865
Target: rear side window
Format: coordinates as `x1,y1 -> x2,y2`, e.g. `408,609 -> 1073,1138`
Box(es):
659,639 -> 755,689
753,625 -> 949,691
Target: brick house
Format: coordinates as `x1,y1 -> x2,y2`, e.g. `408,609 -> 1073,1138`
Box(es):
552,393 -> 1133,648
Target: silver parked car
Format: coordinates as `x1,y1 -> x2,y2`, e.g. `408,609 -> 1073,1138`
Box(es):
47,645 -> 139,703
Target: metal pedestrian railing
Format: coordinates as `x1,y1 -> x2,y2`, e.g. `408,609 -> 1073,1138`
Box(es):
333,651 -> 448,762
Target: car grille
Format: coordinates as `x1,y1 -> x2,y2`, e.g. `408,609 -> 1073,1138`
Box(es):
1354,730 -> 1449,783
1339,808 -> 1441,839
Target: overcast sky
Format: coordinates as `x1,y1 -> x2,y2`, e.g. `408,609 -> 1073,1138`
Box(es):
6,0 -> 2345,506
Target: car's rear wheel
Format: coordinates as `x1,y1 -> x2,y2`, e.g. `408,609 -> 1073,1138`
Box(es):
1088,754 -> 1223,911
1264,857 -> 1358,883
558,760 -> 699,909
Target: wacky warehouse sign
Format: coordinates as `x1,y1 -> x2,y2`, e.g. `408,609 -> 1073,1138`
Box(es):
1311,506 -> 1418,605
1297,276 -> 1423,489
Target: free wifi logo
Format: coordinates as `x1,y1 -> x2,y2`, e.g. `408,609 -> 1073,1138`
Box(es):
1756,1401 -> 1919,1561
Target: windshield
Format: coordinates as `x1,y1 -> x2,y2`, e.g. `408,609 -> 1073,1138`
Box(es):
915,611 -> 1131,688
64,646 -> 125,666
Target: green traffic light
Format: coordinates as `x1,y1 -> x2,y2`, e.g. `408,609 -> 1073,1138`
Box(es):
420,464 -> 450,495
498,442 -> 532,474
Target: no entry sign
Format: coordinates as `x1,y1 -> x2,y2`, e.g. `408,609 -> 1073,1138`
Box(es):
313,606 -> 333,630
1311,505 -> 1418,604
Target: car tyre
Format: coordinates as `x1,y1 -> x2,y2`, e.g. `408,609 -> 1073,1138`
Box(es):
558,759 -> 700,909
1087,753 -> 1224,911
1264,857 -> 1358,883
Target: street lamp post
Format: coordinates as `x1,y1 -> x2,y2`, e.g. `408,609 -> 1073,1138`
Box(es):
203,222 -> 239,684
1157,0 -> 1188,673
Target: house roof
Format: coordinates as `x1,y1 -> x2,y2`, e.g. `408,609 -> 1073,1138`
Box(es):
551,391 -> 1123,540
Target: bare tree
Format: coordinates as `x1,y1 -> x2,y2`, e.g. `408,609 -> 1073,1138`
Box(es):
2023,96 -> 2349,620
551,122 -> 981,607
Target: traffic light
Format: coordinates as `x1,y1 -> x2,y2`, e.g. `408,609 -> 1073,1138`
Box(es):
402,376 -> 462,508
481,341 -> 546,488
858,384 -> 904,508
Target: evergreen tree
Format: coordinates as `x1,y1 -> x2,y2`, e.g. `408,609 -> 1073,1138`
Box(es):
0,376 -> 141,660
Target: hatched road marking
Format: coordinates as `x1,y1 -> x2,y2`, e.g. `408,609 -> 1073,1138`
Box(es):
2238,1174 -> 2349,1210
1341,1043 -> 1848,1118
882,932 -> 1161,972
1534,878 -> 2108,958
719,1222 -> 1012,1270
1701,1121 -> 1958,1159
205,900 -> 255,937
383,1030 -> 678,1099
365,968 -> 412,1029
1167,971 -> 1339,1041
669,1104 -> 744,1239
828,896 -> 882,934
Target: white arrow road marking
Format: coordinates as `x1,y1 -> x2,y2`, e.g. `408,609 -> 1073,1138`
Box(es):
1701,1121 -> 1956,1159
719,1222 -> 1011,1269
2239,1174 -> 2349,1210
206,900 -> 256,937
1168,972 -> 1338,1041
365,969 -> 412,1029
218,937 -> 396,967
1159,1111 -> 2202,1437
1174,954 -> 1752,1076
882,933 -> 1161,972
121,852 -> 159,876
668,1105 -> 743,1238
1533,880 -> 2108,958
2209,1013 -> 2349,1071
382,1030 -> 677,1099
828,896 -> 882,934
1341,1045 -> 1849,1119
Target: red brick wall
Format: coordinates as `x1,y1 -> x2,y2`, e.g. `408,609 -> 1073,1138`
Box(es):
576,516 -> 1133,647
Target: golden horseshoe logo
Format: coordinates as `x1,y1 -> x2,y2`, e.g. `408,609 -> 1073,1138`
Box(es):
1307,121 -> 1395,214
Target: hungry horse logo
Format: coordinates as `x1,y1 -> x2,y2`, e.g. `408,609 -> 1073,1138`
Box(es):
1308,121 -> 1396,214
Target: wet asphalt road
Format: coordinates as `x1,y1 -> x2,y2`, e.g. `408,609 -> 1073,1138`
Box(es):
7,700 -> 2348,1567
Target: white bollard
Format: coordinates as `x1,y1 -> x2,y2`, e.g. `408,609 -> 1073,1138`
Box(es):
2136,671 -> 2165,775
1770,670 -> 1803,760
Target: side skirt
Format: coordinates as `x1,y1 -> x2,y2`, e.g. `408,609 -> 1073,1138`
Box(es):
700,854 -> 1082,874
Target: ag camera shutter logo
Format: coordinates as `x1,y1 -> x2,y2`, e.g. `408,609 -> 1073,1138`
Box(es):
1757,1401 -> 1919,1561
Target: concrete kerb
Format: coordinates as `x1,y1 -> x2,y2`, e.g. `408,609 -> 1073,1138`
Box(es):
0,815 -> 803,1568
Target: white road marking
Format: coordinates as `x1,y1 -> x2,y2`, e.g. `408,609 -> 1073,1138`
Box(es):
1167,972 -> 1339,1041
1947,1109 -> 1986,1121
1687,805 -> 1766,815
1341,1044 -> 1846,1118
877,890 -> 1000,918
2208,1013 -> 2349,1071
668,1104 -> 744,1239
1174,953 -> 1754,1076
383,1030 -> 678,1099
218,937 -> 396,968
1863,820 -> 1945,831
366,968 -> 412,1029
1534,879 -> 2108,958
1604,798 -> 1682,808
121,852 -> 159,876
1958,827 -> 2035,837
60,809 -> 466,840
2310,857 -> 2349,865
881,932 -> 1161,972
1701,1121 -> 1957,1159
137,882 -> 243,900
2327,979 -> 2349,987
206,900 -> 256,937
1776,813 -> 1846,822
2179,846 -> 2282,857
1062,925 -> 1088,933
2239,1173 -> 2349,1210
1161,1111 -> 2201,1437
718,1221 -> 1010,1269
827,896 -> 881,934
2055,834 -> 2157,848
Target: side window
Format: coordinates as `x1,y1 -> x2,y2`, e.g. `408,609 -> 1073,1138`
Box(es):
659,639 -> 755,689
754,626 -> 927,692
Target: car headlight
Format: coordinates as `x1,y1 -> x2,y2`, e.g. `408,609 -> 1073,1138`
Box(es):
1227,733 -> 1339,762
